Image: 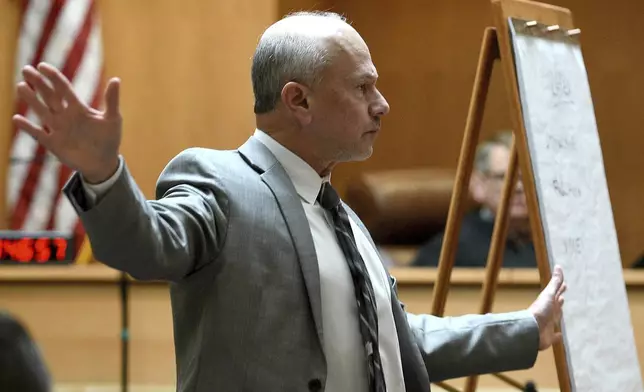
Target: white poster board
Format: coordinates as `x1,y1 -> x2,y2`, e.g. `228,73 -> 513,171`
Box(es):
509,17 -> 643,392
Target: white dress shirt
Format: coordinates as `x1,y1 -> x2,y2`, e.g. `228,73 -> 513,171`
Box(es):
82,130 -> 406,391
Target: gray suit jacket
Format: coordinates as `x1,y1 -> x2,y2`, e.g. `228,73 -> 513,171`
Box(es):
63,136 -> 540,392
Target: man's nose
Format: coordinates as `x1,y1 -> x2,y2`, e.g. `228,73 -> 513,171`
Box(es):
371,89 -> 390,117
515,178 -> 525,192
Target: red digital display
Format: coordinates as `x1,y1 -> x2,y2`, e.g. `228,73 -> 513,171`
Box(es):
0,232 -> 73,265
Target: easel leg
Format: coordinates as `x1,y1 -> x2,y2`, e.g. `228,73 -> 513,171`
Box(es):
431,25 -> 510,392
431,26 -> 499,316
464,135 -> 520,392
432,25 -> 564,392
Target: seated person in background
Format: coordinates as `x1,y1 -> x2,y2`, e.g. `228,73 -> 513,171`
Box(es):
413,130 -> 536,268
0,311 -> 51,392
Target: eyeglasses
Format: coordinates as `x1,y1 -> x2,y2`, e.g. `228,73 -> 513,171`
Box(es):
483,171 -> 524,184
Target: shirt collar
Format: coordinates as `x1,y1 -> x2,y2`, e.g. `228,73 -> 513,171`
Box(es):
479,207 -> 495,222
253,129 -> 329,204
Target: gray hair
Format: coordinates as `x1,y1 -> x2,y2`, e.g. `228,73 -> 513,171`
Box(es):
251,11 -> 348,114
474,130 -> 514,173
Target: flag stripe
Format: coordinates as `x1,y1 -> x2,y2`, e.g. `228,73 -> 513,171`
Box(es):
13,0 -> 65,133
28,0 -> 65,71
60,0 -> 96,79
45,9 -> 104,234
14,0 -> 52,84
11,0 -> 97,231
9,0 -> 91,210
22,153 -> 60,231
8,0 -> 104,257
8,0 -> 95,214
42,0 -> 94,71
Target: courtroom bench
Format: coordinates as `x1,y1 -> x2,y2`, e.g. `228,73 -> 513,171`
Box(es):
0,264 -> 641,391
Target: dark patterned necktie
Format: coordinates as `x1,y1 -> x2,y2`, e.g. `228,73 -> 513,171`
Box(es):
317,182 -> 387,392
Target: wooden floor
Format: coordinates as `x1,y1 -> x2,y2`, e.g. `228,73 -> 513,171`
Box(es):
54,386 -> 560,392
55,386 -> 174,392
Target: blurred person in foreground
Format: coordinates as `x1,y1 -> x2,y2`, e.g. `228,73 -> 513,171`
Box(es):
0,311 -> 51,392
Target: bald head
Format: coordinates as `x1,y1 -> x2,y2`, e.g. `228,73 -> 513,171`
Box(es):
250,11 -> 388,173
251,11 -> 357,114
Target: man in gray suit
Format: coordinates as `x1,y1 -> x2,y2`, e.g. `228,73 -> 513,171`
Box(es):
13,11 -> 566,392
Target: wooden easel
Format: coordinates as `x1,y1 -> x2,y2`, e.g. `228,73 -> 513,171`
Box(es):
430,0 -> 577,391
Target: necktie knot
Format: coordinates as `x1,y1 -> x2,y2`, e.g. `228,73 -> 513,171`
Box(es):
317,182 -> 341,210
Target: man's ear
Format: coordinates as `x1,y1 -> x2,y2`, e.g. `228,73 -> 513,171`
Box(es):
281,81 -> 312,125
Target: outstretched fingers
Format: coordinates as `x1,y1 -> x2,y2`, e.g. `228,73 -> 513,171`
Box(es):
16,81 -> 53,125
37,62 -> 83,108
12,114 -> 52,147
22,65 -> 64,113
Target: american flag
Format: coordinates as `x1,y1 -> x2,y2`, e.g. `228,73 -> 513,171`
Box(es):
8,0 -> 103,255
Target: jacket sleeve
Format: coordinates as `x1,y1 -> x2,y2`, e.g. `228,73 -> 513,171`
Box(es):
63,148 -> 229,281
405,309 -> 540,382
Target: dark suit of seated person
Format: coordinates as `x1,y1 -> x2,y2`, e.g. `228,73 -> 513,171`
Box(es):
632,254 -> 644,268
413,130 -> 536,268
0,311 -> 51,392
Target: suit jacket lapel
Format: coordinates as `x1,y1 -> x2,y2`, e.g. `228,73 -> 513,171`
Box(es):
238,136 -> 429,391
238,137 -> 325,349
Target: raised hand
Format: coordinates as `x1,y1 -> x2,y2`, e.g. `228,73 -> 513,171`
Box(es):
13,62 -> 122,184
528,265 -> 567,350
